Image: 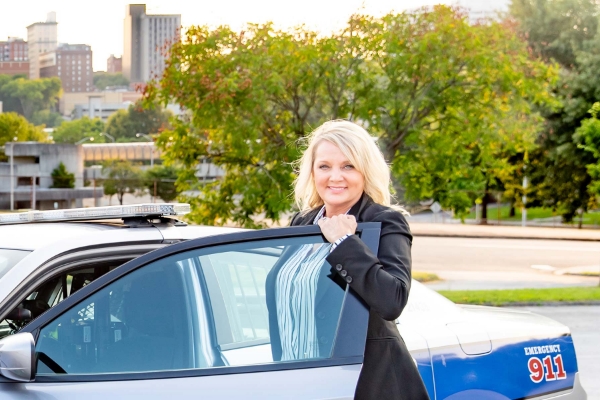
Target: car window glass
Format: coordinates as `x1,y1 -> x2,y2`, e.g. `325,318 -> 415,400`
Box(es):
35,235 -> 347,375
1,266 -> 114,340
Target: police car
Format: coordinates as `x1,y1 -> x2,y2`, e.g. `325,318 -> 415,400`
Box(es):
0,205 -> 588,399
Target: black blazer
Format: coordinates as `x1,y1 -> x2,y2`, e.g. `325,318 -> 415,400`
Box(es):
266,194 -> 430,400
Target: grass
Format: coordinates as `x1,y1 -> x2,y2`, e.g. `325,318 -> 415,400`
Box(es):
413,271 -> 441,283
437,286 -> 600,306
466,205 -> 600,227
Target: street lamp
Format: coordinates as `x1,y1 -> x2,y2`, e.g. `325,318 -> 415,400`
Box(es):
100,132 -> 115,143
136,133 -> 155,167
75,136 -> 95,145
9,136 -> 17,211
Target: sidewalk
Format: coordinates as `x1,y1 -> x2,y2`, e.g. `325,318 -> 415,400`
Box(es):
408,221 -> 600,242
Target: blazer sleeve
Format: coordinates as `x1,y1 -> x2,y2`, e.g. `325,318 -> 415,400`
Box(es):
325,209 -> 412,321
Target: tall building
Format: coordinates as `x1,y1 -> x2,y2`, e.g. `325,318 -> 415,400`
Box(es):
123,4 -> 180,83
107,54 -> 122,73
39,44 -> 93,93
26,12 -> 58,79
0,37 -> 29,77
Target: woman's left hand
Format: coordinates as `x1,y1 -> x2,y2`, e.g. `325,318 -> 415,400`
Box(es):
317,215 -> 357,243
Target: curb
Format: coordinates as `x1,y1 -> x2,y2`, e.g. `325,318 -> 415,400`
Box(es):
412,233 -> 600,242
470,301 -> 600,307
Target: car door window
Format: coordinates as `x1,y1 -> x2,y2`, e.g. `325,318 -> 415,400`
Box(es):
35,234 -> 349,376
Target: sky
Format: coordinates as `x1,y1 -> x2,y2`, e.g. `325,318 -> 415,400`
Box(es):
0,0 -> 509,72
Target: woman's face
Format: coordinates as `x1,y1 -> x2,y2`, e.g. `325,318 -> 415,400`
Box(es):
313,140 -> 365,215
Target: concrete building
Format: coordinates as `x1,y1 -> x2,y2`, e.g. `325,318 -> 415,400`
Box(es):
107,54 -> 122,73
59,90 -> 142,119
123,4 -> 180,83
39,43 -> 93,93
0,143 -> 102,210
0,61 -> 29,77
26,12 -> 58,79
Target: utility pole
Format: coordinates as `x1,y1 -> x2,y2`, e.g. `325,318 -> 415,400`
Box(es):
522,175 -> 528,227
9,139 -> 16,211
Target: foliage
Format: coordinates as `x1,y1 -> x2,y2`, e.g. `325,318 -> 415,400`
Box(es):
575,102 -> 600,198
147,6 -> 557,227
30,110 -> 64,128
100,160 -> 144,205
50,162 -> 75,189
93,72 -> 129,91
0,112 -> 48,147
144,164 -> 181,202
105,101 -> 171,142
509,0 -> 600,222
52,117 -> 106,144
0,75 -> 61,120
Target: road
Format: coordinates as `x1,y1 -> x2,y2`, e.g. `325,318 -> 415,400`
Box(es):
412,236 -> 600,290
520,306 -> 600,400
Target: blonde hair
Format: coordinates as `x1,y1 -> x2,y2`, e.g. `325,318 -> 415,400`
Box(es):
294,120 -> 394,213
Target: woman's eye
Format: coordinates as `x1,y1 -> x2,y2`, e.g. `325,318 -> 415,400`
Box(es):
319,165 -> 330,169
343,164 -> 354,170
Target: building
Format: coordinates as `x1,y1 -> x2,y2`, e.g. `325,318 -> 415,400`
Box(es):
123,4 -> 180,83
26,12 -> 58,79
0,37 -> 28,61
59,90 -> 142,119
107,54 -> 122,73
0,143 -> 102,210
39,43 -> 93,93
0,37 -> 29,77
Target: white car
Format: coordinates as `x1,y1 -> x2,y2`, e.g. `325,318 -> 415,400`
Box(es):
0,205 -> 587,399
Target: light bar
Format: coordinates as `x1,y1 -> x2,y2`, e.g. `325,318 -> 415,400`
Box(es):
0,203 -> 191,225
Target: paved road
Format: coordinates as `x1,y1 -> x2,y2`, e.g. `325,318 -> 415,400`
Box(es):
519,306 -> 600,400
412,236 -> 600,290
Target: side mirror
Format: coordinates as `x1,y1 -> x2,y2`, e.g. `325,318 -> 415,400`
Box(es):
0,332 -> 35,382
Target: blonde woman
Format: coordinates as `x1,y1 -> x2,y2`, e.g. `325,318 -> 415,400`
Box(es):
266,120 -> 430,400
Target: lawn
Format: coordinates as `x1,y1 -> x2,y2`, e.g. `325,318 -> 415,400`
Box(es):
437,286 -> 600,306
466,205 -> 600,227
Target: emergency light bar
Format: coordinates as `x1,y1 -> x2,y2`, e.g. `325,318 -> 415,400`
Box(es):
0,203 -> 191,225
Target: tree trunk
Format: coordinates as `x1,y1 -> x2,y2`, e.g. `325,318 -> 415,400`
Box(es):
509,204 -> 516,217
481,193 -> 488,225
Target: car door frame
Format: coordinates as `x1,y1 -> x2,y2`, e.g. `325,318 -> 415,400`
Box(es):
18,223 -> 382,383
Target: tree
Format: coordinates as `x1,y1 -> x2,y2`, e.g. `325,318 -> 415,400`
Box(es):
0,112 -> 47,146
144,165 -> 181,202
93,72 -> 129,91
50,162 -> 75,188
100,160 -> 144,205
31,110 -> 64,128
105,101 -> 171,142
574,102 -> 600,204
510,0 -> 600,222
0,77 -> 61,120
52,117 -> 106,144
146,7 -> 556,226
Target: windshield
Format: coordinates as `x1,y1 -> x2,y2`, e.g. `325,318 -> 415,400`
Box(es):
0,249 -> 31,281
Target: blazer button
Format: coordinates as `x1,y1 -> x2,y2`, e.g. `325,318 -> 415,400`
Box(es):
340,270 -> 347,277
320,336 -> 328,344
335,264 -> 343,271
317,311 -> 325,320
345,276 -> 353,284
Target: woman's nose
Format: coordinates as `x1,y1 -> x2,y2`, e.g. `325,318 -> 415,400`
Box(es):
329,167 -> 343,181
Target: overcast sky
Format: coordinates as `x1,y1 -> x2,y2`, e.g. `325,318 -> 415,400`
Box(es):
0,0 -> 509,72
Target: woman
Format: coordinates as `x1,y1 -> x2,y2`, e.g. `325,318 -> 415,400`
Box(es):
267,120 -> 430,399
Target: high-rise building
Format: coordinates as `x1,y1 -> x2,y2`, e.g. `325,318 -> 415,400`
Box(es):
26,12 -> 58,79
39,44 -> 93,93
123,4 -> 180,83
107,54 -> 122,73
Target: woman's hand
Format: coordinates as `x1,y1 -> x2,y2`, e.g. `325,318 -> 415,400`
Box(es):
317,215 -> 357,243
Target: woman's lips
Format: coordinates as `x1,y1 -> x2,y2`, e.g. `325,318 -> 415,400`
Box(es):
327,186 -> 347,192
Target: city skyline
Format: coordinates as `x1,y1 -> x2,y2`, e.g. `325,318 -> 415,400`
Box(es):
1,0 -> 509,73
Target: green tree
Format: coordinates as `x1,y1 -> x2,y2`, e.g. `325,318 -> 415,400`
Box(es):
0,77 -> 61,120
50,162 -> 75,188
105,101 -> 171,142
101,159 -> 144,205
0,112 -> 47,146
144,165 -> 180,202
52,117 -> 106,144
31,109 -> 64,128
147,7 -> 556,226
510,0 -> 600,222
575,102 -> 600,201
93,72 -> 130,91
